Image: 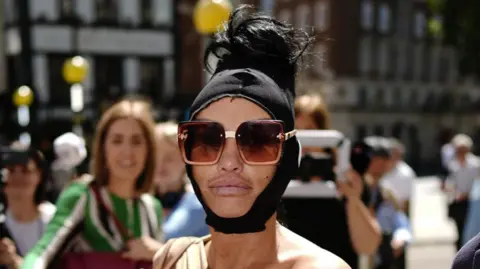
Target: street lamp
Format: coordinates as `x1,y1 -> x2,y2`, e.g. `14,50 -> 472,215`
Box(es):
193,0 -> 232,83
62,56 -> 88,138
193,0 -> 232,35
13,85 -> 33,146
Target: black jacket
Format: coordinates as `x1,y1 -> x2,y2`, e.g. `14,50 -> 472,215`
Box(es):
451,232 -> 480,269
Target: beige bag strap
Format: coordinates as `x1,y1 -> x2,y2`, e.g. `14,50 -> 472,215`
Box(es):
182,238 -> 208,269
153,237 -> 201,269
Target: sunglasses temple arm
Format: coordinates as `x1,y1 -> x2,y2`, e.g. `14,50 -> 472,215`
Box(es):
285,130 -> 297,141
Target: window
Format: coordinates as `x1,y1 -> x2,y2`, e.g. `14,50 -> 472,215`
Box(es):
4,0 -> 18,24
422,91 -> 435,110
356,125 -> 367,140
59,0 -> 75,19
438,54 -> 450,83
277,9 -> 292,23
373,125 -> 385,136
408,89 -> 418,109
412,44 -> 424,80
423,45 -> 432,81
374,88 -> 385,107
358,36 -> 373,74
358,86 -> 368,107
94,56 -> 123,100
391,122 -> 404,138
48,54 -> 71,105
413,11 -> 426,39
404,44 -> 413,80
438,92 -> 452,110
392,88 -> 402,108
313,42 -> 328,75
337,86 -> 347,99
390,41 -> 400,78
295,4 -> 310,29
314,1 -> 329,30
408,126 -> 419,148
95,0 -> 119,23
360,0 -> 374,30
378,3 -> 391,34
139,58 -> 164,103
377,39 -> 389,76
140,0 -> 153,25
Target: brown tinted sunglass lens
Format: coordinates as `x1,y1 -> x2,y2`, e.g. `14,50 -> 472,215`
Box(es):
182,122 -> 224,163
237,122 -> 282,163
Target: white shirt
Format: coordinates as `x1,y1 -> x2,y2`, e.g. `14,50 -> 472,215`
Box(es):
381,161 -> 416,203
5,202 -> 56,256
441,143 -> 455,168
447,153 -> 480,196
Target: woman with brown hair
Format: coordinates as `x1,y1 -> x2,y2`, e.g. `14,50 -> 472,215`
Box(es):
21,98 -> 164,269
295,93 -> 330,130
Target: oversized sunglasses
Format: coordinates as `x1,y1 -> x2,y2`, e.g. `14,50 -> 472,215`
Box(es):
178,120 -> 296,165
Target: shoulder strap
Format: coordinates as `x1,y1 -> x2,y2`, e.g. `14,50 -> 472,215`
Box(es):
138,195 -> 159,239
90,185 -> 133,241
153,237 -> 205,269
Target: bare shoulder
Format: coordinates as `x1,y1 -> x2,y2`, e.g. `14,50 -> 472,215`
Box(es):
293,254 -> 351,269
279,226 -> 351,269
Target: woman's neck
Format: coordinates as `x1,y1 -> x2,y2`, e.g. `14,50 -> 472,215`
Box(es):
107,177 -> 136,199
207,216 -> 279,269
8,200 -> 39,223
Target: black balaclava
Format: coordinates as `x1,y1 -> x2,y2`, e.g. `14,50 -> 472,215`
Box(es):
186,55 -> 300,234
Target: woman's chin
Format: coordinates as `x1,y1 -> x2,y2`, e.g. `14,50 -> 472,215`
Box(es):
110,172 -> 142,184
209,203 -> 251,218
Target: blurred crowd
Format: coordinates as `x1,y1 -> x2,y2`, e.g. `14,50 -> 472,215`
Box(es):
1,4 -> 480,269
0,92 -> 421,269
1,77 -> 479,269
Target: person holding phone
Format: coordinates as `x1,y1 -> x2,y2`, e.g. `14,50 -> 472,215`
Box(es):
0,143 -> 56,269
363,137 -> 412,269
288,93 -> 381,269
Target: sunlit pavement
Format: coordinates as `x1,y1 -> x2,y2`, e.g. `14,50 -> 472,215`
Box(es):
407,177 -> 457,269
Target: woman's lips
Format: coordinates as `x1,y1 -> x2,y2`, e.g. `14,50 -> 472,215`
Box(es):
209,177 -> 252,196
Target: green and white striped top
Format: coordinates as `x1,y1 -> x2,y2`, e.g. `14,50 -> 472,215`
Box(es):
20,179 -> 163,269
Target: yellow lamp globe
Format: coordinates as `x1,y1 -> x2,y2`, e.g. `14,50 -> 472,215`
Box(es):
13,85 -> 34,107
194,0 -> 232,34
62,56 -> 89,84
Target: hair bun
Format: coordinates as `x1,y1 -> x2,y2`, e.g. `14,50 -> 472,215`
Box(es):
204,5 -> 313,93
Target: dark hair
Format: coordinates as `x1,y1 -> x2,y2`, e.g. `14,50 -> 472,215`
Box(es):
8,142 -> 49,204
204,4 -> 313,88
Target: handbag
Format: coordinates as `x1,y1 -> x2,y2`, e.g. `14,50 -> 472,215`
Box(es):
55,185 -> 153,269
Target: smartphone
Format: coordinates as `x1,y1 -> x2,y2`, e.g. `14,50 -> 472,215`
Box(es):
298,151 -> 335,182
296,130 -> 351,183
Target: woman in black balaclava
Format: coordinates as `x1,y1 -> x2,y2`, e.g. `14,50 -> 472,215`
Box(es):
153,5 -> 351,269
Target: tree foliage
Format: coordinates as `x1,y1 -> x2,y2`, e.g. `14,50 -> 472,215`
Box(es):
430,0 -> 480,79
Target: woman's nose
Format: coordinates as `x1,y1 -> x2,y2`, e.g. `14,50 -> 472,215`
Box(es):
119,142 -> 135,155
217,139 -> 243,172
